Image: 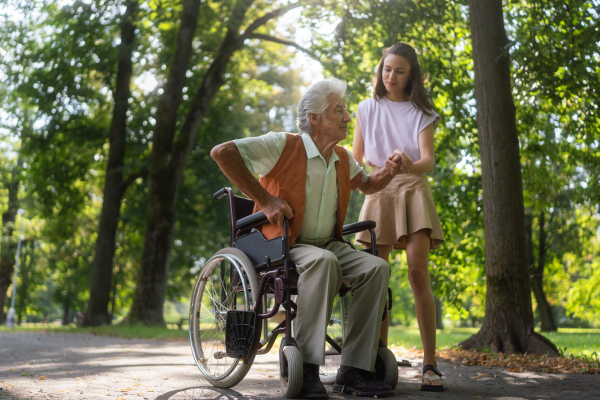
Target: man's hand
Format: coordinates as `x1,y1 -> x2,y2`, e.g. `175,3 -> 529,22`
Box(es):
384,152 -> 403,175
387,150 -> 414,173
260,195 -> 294,227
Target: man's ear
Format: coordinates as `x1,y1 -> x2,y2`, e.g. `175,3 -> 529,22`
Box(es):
308,113 -> 320,126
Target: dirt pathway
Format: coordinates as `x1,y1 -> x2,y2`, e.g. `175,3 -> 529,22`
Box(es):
1,331 -> 597,399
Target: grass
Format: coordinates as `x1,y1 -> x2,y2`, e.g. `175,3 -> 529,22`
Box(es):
388,326 -> 600,361
0,322 -> 190,341
3,323 -> 599,361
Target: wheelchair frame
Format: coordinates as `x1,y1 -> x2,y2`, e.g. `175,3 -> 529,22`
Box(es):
189,187 -> 397,398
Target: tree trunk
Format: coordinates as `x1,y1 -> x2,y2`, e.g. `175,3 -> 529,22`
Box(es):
84,0 -> 138,327
62,296 -> 71,326
126,0 -> 204,324
434,295 -> 443,330
460,0 -> 557,355
0,157 -> 22,323
528,211 -> 557,332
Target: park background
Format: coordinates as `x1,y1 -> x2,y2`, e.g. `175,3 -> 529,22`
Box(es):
0,0 -> 598,361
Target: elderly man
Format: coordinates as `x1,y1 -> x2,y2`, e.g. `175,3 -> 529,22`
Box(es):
211,78 -> 402,398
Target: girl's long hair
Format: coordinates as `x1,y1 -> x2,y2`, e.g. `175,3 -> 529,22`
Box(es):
373,43 -> 435,116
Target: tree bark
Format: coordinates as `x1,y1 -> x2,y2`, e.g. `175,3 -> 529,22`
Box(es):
460,0 -> 557,355
527,211 -> 557,332
434,295 -> 443,330
62,296 -> 71,326
0,157 -> 22,323
84,0 -> 139,327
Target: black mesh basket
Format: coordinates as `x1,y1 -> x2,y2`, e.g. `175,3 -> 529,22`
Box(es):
225,310 -> 257,360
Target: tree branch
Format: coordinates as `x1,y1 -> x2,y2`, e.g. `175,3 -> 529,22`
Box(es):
242,0 -> 307,37
121,164 -> 149,191
245,33 -> 319,60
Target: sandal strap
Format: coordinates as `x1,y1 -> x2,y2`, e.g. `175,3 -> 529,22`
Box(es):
422,372 -> 442,383
422,364 -> 443,377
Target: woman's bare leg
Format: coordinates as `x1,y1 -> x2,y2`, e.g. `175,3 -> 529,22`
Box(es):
405,230 -> 441,386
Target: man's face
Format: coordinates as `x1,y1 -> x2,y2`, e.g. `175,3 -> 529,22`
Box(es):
312,94 -> 352,144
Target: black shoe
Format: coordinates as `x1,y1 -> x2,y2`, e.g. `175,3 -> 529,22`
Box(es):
333,365 -> 394,397
299,363 -> 328,399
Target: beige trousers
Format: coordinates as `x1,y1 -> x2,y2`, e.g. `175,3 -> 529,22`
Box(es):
291,238 -> 390,371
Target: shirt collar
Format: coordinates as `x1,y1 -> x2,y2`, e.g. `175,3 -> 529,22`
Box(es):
301,133 -> 340,163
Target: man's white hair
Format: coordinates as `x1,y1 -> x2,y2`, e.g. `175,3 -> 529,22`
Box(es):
296,78 -> 347,134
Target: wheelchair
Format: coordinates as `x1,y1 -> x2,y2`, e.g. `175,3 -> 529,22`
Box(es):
189,187 -> 399,398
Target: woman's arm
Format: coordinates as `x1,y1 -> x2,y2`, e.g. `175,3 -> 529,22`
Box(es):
397,123 -> 435,174
352,113 -> 365,166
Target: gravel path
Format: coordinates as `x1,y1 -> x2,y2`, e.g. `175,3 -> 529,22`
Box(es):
1,331 -> 598,400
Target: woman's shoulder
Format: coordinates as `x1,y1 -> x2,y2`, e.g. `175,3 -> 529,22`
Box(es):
358,97 -> 377,108
358,97 -> 378,115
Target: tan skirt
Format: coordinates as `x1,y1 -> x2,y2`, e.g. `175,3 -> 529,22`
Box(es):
355,169 -> 445,250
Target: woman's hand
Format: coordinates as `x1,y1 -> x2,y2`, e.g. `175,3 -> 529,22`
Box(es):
384,152 -> 403,175
388,150 -> 414,173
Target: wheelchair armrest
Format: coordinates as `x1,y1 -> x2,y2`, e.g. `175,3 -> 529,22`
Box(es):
237,211 -> 269,232
342,220 -> 376,236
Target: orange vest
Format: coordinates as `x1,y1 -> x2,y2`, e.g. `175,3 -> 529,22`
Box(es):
253,133 -> 352,246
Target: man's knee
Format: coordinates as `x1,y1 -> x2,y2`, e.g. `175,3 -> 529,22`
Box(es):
297,248 -> 342,278
369,256 -> 391,281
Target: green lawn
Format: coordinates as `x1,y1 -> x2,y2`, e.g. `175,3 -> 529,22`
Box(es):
0,323 -> 190,341
388,326 -> 600,361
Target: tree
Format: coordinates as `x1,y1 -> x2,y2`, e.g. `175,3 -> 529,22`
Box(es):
459,0 -> 557,355
0,154 -> 22,323
127,0 -> 307,324
85,0 -> 144,326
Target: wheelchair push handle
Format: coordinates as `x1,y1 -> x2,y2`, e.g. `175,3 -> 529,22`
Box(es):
213,187 -> 232,201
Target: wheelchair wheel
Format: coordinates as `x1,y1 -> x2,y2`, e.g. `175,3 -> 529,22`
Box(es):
280,345 -> 303,398
375,346 -> 399,389
189,248 -> 260,388
319,293 -> 350,384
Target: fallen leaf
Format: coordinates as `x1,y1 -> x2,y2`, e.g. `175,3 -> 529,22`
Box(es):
57,390 -> 71,393
475,396 -> 482,399
470,373 -> 489,378
508,367 -> 522,372
414,375 -> 421,378
38,376 -> 46,380
120,388 -> 132,391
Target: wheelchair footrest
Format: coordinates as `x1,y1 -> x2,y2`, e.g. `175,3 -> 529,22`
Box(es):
225,310 -> 257,360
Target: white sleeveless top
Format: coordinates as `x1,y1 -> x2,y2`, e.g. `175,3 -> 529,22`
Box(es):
357,97 -> 440,167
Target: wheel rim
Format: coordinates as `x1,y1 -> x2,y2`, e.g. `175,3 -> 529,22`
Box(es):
190,252 -> 253,381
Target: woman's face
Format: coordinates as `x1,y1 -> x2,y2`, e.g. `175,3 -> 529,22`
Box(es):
381,54 -> 411,97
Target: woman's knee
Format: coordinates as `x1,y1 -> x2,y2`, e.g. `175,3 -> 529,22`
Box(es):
407,263 -> 430,290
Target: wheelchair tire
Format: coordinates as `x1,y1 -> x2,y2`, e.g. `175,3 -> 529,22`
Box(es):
189,248 -> 260,388
319,293 -> 350,384
280,345 -> 303,398
375,346 -> 399,389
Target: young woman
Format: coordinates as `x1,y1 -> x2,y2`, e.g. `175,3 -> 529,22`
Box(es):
353,43 -> 445,391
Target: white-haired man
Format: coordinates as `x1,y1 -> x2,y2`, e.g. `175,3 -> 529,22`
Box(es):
211,78 -> 402,398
